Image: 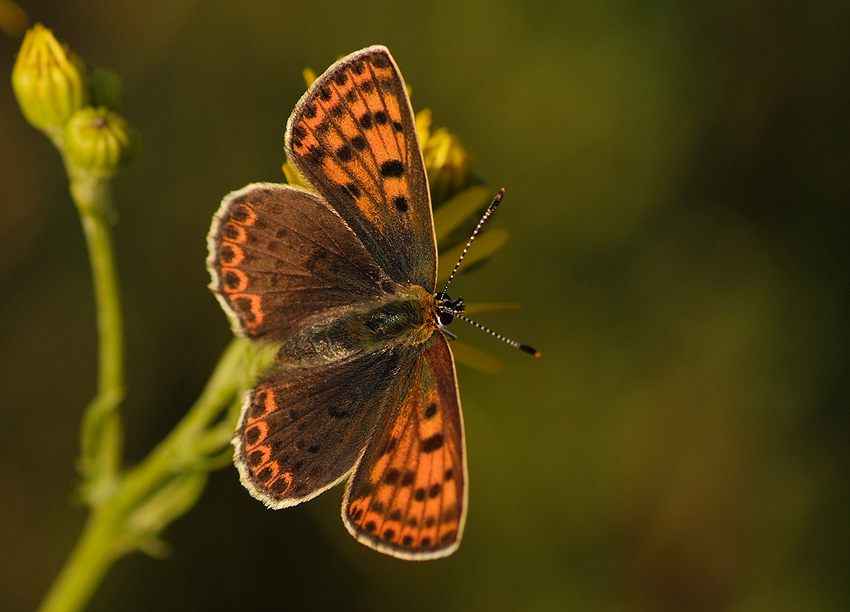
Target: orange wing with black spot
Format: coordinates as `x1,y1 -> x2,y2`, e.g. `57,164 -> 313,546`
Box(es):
342,333 -> 467,560
285,46 -> 436,291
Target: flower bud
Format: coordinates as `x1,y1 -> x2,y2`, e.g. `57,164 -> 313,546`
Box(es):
11,23 -> 89,137
64,107 -> 139,175
415,108 -> 432,146
422,125 -> 471,206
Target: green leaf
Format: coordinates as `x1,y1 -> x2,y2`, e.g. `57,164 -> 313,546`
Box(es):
449,340 -> 503,374
126,471 -> 209,557
437,227 -> 509,284
433,185 -> 490,242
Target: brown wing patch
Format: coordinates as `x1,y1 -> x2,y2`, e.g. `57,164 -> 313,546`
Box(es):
234,349 -> 404,508
207,183 -> 389,340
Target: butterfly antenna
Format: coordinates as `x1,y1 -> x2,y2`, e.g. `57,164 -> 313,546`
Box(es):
441,188 -> 505,296
446,310 -> 540,357
436,188 -> 539,357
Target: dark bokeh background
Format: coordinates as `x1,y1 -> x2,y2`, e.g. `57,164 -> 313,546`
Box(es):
2,1 -> 849,611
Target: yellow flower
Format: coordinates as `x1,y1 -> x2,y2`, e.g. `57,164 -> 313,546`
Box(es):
420,114 -> 472,207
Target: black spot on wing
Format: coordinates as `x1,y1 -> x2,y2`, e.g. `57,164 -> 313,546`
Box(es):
380,160 -> 405,178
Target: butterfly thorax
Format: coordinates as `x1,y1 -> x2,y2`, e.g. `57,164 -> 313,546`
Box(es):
278,282 -> 438,367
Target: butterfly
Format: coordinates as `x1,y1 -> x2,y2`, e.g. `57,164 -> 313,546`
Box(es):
207,45 -> 532,560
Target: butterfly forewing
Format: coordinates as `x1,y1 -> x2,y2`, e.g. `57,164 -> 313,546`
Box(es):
342,334 -> 467,560
285,46 -> 436,291
207,183 -> 389,339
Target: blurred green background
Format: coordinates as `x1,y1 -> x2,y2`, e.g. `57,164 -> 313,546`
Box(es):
2,1 -> 848,611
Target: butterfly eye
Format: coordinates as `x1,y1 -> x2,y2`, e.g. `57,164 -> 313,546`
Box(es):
435,292 -> 464,326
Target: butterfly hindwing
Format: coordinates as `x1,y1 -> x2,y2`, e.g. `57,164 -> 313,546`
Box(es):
342,333 -> 467,560
207,183 -> 390,339
285,46 -> 436,291
235,349 -> 405,507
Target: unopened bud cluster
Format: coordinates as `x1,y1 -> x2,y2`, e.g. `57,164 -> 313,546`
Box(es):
12,23 -> 138,175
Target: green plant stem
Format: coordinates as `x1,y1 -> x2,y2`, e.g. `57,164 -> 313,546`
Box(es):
69,170 -> 126,500
118,339 -> 246,509
38,338 -> 248,612
38,506 -> 124,612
